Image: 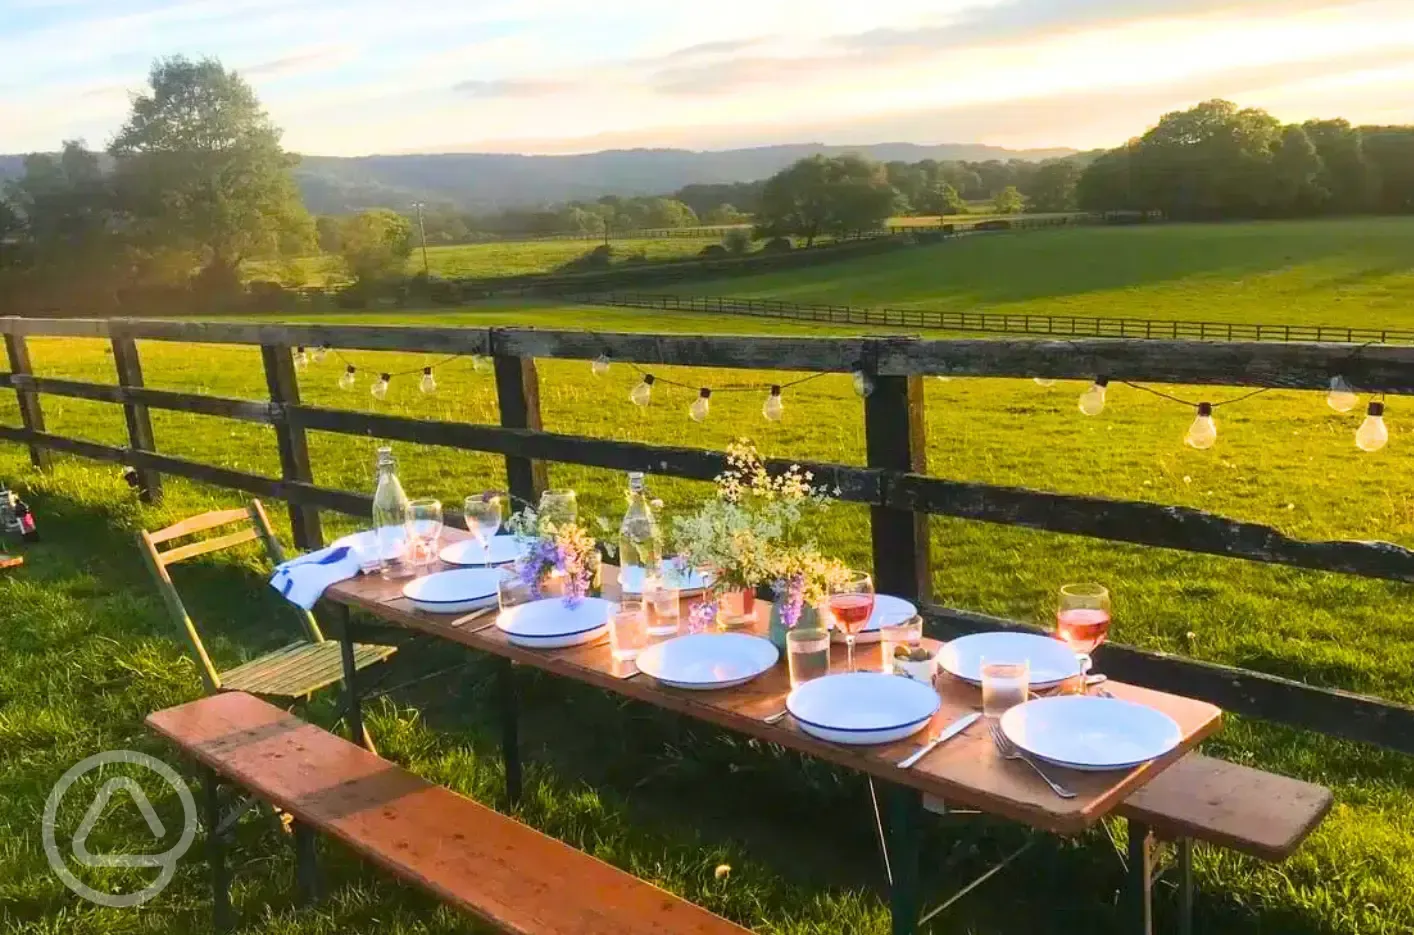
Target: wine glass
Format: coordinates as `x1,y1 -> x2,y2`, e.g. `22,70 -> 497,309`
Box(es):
538,489 -> 578,528
408,499 -> 443,568
826,570 -> 875,673
1057,583 -> 1111,685
464,494 -> 504,556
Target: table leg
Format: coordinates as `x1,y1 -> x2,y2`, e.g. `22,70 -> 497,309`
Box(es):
293,821 -> 320,906
1178,837 -> 1194,935
886,783 -> 923,935
202,768 -> 233,932
335,606 -> 368,750
497,656 -> 523,807
1127,819 -> 1154,935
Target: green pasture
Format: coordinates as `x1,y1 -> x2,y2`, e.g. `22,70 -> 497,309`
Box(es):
6,218 -> 1414,933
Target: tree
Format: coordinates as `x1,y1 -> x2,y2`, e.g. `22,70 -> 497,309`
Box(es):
992,186 -> 1024,214
1077,143 -> 1139,212
315,215 -> 342,253
913,182 -> 966,217
1303,119 -> 1373,213
754,155 -> 895,246
639,198 -> 699,229
109,56 -> 314,292
1024,160 -> 1081,212
703,203 -> 748,225
1268,126 -> 1323,214
337,209 -> 412,284
1362,126 -> 1414,213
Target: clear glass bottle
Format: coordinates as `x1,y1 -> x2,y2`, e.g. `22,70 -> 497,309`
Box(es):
618,472 -> 662,580
372,446 -> 413,579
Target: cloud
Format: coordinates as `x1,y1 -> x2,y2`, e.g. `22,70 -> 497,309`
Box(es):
241,45 -> 352,79
665,37 -> 766,59
452,78 -> 574,98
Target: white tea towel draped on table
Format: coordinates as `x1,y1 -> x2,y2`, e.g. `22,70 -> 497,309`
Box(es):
269,545 -> 361,610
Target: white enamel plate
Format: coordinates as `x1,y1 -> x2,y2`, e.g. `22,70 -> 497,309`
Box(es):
634,633 -> 778,690
1001,696 -> 1182,772
439,535 -> 526,567
939,631 -> 1082,690
829,594 -> 918,644
495,596 -> 613,649
786,672 -> 940,745
616,560 -> 715,596
402,568 -> 502,614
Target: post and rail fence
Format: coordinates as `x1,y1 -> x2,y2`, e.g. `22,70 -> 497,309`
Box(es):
2,315 -> 1414,760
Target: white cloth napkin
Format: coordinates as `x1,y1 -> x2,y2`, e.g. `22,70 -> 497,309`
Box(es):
269,544 -> 361,610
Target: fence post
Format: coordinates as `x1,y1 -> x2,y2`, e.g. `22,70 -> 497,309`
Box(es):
261,344 -> 322,550
864,359 -> 932,605
3,331 -> 51,470
110,325 -> 162,503
492,343 -> 548,509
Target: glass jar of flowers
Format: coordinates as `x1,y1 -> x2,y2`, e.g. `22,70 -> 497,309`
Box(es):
765,547 -> 849,652
505,504 -> 601,608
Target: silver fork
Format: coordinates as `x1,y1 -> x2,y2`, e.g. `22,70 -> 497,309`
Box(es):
988,720 -> 1076,799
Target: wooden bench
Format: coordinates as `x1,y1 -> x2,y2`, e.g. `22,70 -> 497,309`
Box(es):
147,692 -> 752,935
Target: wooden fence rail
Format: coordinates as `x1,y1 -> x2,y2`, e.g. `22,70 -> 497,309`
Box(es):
3,315 -> 1414,756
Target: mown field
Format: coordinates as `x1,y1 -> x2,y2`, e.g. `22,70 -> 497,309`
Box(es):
6,218 -> 1414,935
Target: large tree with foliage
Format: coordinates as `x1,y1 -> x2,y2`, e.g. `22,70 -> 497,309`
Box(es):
109,56 -> 314,292
338,209 -> 412,284
754,155 -> 895,246
1023,159 -> 1081,212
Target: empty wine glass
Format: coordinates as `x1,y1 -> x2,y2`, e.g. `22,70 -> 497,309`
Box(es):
1057,583 -> 1111,684
408,498 -> 443,568
826,570 -> 875,673
464,494 -> 503,556
538,489 -> 578,528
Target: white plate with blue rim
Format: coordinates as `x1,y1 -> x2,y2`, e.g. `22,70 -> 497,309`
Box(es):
786,672 -> 939,745
495,596 -> 613,649
939,631 -> 1082,691
439,535 -> 526,567
828,594 -> 918,644
617,559 -> 715,597
402,567 -> 502,614
1001,695 -> 1182,772
634,633 -> 778,690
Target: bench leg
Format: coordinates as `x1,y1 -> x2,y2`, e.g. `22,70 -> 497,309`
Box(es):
885,784 -> 923,935
1127,820 -> 1154,935
202,769 -> 233,932
293,821 -> 320,906
336,607 -> 370,751
497,656 -> 523,807
1178,838 -> 1193,935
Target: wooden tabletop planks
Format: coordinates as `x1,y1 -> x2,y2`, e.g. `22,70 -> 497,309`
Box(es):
327,533 -> 1221,835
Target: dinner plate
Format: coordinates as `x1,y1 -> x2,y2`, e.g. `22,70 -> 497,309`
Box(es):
402,568 -> 502,614
939,631 -> 1082,690
439,535 -> 526,567
634,633 -> 778,690
829,594 -> 918,644
786,672 -> 940,745
1001,695 -> 1182,772
616,560 -> 714,596
495,596 -> 613,649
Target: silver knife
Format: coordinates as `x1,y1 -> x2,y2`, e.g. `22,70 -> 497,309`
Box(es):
897,712 -> 982,769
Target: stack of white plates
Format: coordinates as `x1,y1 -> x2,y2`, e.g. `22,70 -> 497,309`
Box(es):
617,560 -> 714,596
634,633 -> 777,690
828,594 -> 918,643
786,672 -> 940,745
439,535 -> 526,567
402,568 -> 502,614
1001,696 -> 1182,771
939,632 -> 1082,690
495,597 -> 613,649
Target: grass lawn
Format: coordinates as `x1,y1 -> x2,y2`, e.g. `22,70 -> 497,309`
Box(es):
6,218 -> 1414,933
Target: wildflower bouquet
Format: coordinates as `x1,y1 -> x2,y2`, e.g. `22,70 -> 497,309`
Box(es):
505,506 -> 600,607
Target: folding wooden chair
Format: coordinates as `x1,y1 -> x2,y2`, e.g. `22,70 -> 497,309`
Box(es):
137,500 -> 395,746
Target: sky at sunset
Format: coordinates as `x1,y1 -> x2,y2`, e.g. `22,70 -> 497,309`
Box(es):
2,0 -> 1412,156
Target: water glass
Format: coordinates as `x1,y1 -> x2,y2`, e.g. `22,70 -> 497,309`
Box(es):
981,660 -> 1029,718
879,618 -> 924,674
408,499 -> 443,568
642,573 -> 680,637
497,570 -> 533,614
464,494 -> 503,550
609,600 -> 649,661
538,489 -> 578,528
786,627 -> 831,688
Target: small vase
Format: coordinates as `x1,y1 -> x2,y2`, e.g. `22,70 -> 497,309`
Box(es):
717,588 -> 756,629
768,601 -> 819,652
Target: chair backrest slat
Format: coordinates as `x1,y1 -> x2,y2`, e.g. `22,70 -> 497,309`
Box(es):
149,507 -> 251,545
159,527 -> 260,566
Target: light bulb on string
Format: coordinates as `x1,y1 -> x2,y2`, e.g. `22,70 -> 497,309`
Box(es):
1078,377 -> 1109,416
293,346 -> 308,370
762,385 -> 784,422
1356,401 -> 1388,452
689,388 -> 711,423
1185,402 -> 1216,450
1327,375 -> 1359,413
418,367 -> 436,394
338,364 -> 357,390
371,373 -> 390,400
630,374 -> 655,407
592,354 -> 610,376
312,344 -> 329,364
851,367 -> 874,399
1034,377 -> 1056,388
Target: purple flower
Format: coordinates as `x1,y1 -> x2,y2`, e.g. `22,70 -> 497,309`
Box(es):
774,574 -> 806,629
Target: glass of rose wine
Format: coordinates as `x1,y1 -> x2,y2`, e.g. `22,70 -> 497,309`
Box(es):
828,570 -> 876,673
1057,583 -> 1111,685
